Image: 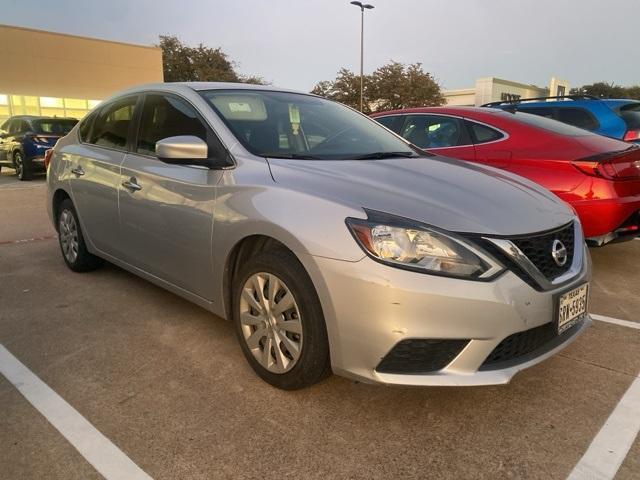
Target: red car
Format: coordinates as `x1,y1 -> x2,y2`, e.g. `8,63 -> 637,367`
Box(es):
371,107 -> 640,246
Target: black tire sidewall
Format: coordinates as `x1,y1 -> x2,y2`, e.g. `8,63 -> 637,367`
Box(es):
232,249 -> 331,390
57,199 -> 102,272
14,151 -> 31,181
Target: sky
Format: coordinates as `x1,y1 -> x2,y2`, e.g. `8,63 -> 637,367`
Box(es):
1,0 -> 638,92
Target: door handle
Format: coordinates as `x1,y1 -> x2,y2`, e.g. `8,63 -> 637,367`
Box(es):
71,166 -> 84,176
122,177 -> 142,192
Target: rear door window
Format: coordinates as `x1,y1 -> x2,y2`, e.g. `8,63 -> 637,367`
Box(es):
88,96 -> 138,150
556,108 -> 599,131
136,94 -> 208,157
400,115 -> 470,149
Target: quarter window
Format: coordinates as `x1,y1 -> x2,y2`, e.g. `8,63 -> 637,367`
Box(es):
400,115 -> 469,149
468,122 -> 504,144
136,94 -> 207,156
88,96 -> 137,150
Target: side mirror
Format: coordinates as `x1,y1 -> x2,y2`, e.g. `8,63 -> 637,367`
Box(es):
156,135 -> 209,166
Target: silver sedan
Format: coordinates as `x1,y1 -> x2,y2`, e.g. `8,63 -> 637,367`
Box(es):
47,83 -> 591,389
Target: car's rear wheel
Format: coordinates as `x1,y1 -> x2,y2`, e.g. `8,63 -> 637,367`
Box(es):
57,199 -> 103,272
233,249 -> 331,390
13,151 -> 32,181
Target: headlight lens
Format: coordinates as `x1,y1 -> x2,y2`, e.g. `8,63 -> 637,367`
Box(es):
346,217 -> 503,279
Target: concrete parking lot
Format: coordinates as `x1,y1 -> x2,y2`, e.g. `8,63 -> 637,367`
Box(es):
0,169 -> 638,480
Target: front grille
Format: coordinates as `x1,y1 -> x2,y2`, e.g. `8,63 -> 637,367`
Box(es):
376,339 -> 469,374
510,223 -> 575,280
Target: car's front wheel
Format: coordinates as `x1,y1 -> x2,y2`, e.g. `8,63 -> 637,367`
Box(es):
233,249 -> 331,390
57,199 -> 103,272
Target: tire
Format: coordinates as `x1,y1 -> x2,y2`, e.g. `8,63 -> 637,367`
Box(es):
13,151 -> 32,181
232,249 -> 331,390
57,199 -> 103,272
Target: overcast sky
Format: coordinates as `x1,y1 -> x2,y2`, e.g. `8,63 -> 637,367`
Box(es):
2,0 -> 638,92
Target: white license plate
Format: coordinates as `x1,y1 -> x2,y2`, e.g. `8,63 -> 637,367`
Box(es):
557,283 -> 589,334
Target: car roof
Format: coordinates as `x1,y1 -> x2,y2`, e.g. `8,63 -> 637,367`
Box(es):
116,81 -> 310,96
372,106 -> 505,117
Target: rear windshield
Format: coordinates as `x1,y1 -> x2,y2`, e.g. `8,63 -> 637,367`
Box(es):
620,103 -> 640,130
33,119 -> 78,135
200,89 -> 423,160
496,110 -> 594,137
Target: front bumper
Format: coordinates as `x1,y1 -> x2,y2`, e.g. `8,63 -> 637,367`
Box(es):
301,244 -> 591,387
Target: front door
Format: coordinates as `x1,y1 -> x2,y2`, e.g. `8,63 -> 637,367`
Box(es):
118,93 -> 223,299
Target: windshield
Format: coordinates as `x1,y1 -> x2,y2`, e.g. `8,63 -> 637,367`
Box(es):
33,119 -> 78,135
200,89 -> 423,160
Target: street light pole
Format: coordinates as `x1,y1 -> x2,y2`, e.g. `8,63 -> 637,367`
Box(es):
350,1 -> 374,112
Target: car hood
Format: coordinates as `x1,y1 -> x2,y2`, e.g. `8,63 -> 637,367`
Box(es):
267,155 -> 574,236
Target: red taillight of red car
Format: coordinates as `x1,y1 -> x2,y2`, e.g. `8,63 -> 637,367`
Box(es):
44,149 -> 54,170
623,129 -> 640,142
572,147 -> 640,181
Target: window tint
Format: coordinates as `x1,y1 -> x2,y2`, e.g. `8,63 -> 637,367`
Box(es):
469,122 -> 504,144
503,111 -> 595,137
136,94 -> 207,156
400,115 -> 469,149
33,119 -> 78,135
518,107 -> 554,119
78,112 -> 95,142
0,120 -> 8,132
375,115 -> 404,134
620,103 -> 640,130
88,96 -> 137,150
556,108 -> 598,130
9,120 -> 28,134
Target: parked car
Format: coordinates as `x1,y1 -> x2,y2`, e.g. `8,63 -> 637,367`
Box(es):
0,115 -> 78,180
372,107 -> 640,246
482,95 -> 640,143
47,83 -> 591,389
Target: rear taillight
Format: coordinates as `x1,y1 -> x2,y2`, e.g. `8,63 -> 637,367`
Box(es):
623,129 -> 640,142
44,149 -> 53,170
572,147 -> 640,180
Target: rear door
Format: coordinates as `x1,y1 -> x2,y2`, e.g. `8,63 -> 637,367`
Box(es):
118,92 -> 224,299
68,95 -> 139,258
465,120 -> 512,168
399,114 -> 476,160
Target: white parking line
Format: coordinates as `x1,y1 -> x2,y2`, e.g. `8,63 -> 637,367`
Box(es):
0,344 -> 153,480
567,374 -> 640,480
592,314 -> 640,330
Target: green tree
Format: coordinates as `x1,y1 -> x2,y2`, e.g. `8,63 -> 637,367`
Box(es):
311,68 -> 368,111
311,62 -> 444,112
570,82 -> 628,99
157,35 -> 265,84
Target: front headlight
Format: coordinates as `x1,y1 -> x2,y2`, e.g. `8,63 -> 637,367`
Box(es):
346,212 -> 504,280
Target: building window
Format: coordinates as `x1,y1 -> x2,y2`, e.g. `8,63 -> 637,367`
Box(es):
0,94 -> 102,122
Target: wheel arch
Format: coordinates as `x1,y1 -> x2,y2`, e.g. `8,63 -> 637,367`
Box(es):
51,188 -> 72,231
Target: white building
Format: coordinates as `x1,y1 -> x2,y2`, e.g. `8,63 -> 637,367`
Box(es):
443,76 -> 570,106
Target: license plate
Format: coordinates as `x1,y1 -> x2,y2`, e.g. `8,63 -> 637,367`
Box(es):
557,283 -> 589,334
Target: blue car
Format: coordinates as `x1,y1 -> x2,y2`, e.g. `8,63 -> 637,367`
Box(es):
0,115 -> 78,180
483,95 -> 640,143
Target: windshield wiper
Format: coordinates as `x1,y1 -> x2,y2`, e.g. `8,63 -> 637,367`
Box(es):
263,153 -> 323,160
347,151 -> 420,160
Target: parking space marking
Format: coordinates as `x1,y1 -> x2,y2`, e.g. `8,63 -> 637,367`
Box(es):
567,374 -> 640,480
592,314 -> 640,330
0,344 -> 153,480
